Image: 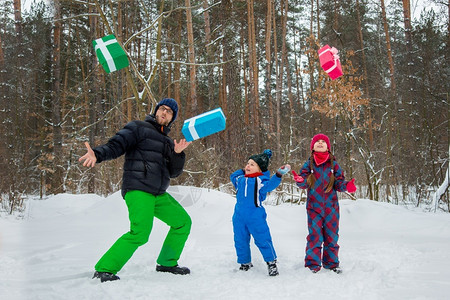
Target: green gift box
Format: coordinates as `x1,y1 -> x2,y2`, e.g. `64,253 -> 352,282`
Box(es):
92,34 -> 129,73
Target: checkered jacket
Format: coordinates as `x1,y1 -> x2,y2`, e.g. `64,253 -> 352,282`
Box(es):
296,157 -> 348,212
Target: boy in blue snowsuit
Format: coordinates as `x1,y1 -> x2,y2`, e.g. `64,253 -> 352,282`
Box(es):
230,149 -> 290,276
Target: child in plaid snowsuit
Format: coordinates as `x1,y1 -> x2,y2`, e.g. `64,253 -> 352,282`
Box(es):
230,149 -> 290,276
292,134 -> 356,273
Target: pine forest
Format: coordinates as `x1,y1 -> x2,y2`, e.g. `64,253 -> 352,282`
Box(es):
0,0 -> 449,212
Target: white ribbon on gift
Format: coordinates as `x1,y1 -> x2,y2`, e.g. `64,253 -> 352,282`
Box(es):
318,47 -> 340,74
324,60 -> 339,74
188,118 -> 200,140
185,108 -> 225,140
94,37 -> 118,72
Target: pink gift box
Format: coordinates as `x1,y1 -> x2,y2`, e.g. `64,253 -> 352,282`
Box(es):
318,45 -> 343,80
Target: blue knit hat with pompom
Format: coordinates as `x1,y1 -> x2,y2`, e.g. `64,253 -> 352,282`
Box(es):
249,149 -> 272,172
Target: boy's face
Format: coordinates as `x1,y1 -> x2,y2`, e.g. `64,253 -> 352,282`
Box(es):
313,139 -> 328,153
245,159 -> 261,175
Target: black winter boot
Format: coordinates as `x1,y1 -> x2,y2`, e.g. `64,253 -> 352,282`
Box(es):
239,263 -> 253,271
156,264 -> 190,275
92,271 -> 120,282
267,260 -> 279,276
330,267 -> 342,274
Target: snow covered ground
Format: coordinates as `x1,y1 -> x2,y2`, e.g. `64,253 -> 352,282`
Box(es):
1,186 -> 450,300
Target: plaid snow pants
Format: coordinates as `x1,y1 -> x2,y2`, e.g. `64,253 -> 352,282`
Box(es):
305,203 -> 340,271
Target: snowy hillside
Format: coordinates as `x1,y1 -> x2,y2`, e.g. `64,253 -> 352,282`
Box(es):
1,186 -> 450,300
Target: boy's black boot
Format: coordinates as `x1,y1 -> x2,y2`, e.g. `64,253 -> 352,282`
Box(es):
239,263 -> 253,271
92,271 -> 120,282
267,260 -> 279,276
156,264 -> 190,275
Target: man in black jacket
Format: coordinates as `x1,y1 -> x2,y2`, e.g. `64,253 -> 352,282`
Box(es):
79,98 -> 192,282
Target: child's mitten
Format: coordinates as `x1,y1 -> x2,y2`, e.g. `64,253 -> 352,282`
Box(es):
277,164 -> 291,176
291,170 -> 304,183
347,178 -> 357,193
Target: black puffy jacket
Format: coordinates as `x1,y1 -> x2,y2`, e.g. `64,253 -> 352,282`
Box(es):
93,115 -> 186,198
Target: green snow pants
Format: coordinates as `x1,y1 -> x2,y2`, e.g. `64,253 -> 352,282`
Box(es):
94,190 -> 192,274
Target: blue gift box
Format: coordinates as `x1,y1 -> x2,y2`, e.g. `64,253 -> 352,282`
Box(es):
182,108 -> 226,142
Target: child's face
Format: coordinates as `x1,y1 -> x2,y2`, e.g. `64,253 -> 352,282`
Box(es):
313,139 -> 328,152
245,159 -> 261,175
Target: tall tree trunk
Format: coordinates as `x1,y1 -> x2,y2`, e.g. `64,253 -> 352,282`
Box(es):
221,44 -> 229,118
380,0 -> 397,202
401,0 -> 413,101
0,33 -> 4,69
203,0 -> 215,108
293,32 -> 305,110
12,0 -> 23,147
156,1 -> 164,100
310,0 -> 313,35
380,0 -> 396,93
278,0 -> 290,159
50,0 -> 63,194
221,0 -> 241,160
273,1 -> 281,156
167,31 -> 173,99
356,0 -> 375,200
333,0 -> 339,44
247,0 -> 260,151
447,0 -> 450,65
281,0 -> 294,160
185,0 -> 198,115
402,0 -> 412,53
316,0 -> 320,41
120,2 -> 135,120
242,33 -> 249,125
308,1 -> 315,112
87,0 -> 99,193
356,0 -> 373,149
174,10 -> 182,118
219,0 -> 236,127
402,0 -> 417,190
265,0 -> 274,137
0,32 -> 4,88
13,0 -> 22,37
